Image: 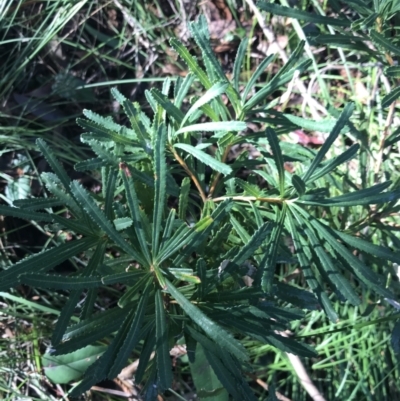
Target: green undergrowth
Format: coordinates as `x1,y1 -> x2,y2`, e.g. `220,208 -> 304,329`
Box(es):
1,1 -> 400,401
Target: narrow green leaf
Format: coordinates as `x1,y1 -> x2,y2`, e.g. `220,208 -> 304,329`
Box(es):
174,143 -> 232,175
101,270 -> 146,285
175,73 -> 196,108
244,59 -> 312,111
257,1 -> 351,27
52,215 -> 100,237
189,16 -> 240,109
36,139 -> 71,193
286,209 -> 338,322
152,124 -> 167,257
75,157 -> 105,171
291,175 -> 306,196
70,181 -> 147,265
333,230 -> 400,265
242,54 -> 275,101
104,168 -> 118,220
385,66 -> 400,77
233,37 -> 249,92
20,274 -> 102,290
121,163 -> 152,265
0,236 -> 98,290
298,183 -> 400,207
170,38 -> 211,89
110,87 -> 150,146
13,197 -> 63,210
232,222 -> 271,267
155,290 -> 173,390
108,281 -> 152,378
294,205 -> 393,299
135,328 -> 156,383
52,291 -> 81,346
0,204 -> 54,222
176,121 -> 246,135
302,103 -> 355,183
78,119 -> 136,145
197,258 -> 207,300
178,177 -> 191,221
166,279 -> 248,362
382,86 -> 400,108
370,30 -> 400,56
307,144 -> 360,184
299,222 -> 361,306
266,127 -> 285,196
181,82 -> 228,127
150,88 -> 184,125
261,206 -> 286,293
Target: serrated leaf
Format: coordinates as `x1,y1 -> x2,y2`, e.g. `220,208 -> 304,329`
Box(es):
261,206 -> 286,293
0,204 -> 54,222
385,66 -> 400,77
52,215 -> 100,237
370,30 -> 400,57
110,87 -> 150,146
152,124 -> 167,257
286,209 -> 338,322
135,328 -> 156,383
291,175 -> 306,196
382,86 -> 400,108
299,221 -> 361,306
36,139 -> 71,193
166,279 -> 248,362
232,222 -> 271,267
78,118 -> 136,145
70,181 -> 147,265
298,186 -> 400,207
20,274 -> 102,290
101,270 -> 146,285
178,177 -> 191,221
189,16 -> 240,110
121,164 -> 151,265
174,143 -> 232,175
13,197 -> 63,210
155,289 -> 173,391
266,127 -> 285,195
150,88 -> 184,125
108,281 -> 152,378
75,157 -> 105,171
52,241 -> 107,345
0,236 -> 98,290
294,205 -> 393,299
170,38 -> 211,89
257,2 -> 351,27
302,103 -> 355,183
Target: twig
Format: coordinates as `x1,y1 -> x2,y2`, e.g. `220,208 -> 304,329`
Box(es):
170,145 -> 207,202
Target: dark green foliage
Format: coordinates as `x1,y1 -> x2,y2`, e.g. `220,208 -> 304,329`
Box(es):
1,14 -> 400,400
